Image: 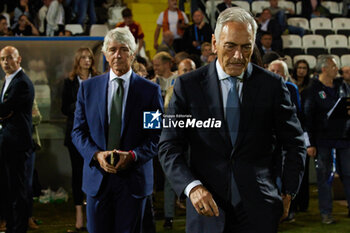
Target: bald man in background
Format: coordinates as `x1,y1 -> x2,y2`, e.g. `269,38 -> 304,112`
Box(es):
164,58 -> 196,111
342,66 -> 350,86
0,46 -> 34,233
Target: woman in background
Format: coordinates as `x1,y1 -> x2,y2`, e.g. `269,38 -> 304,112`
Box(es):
61,48 -> 98,232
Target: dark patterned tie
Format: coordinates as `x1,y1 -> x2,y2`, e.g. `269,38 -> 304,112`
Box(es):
107,78 -> 124,150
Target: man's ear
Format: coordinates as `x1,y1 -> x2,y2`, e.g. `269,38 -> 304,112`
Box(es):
211,34 -> 217,54
17,55 -> 22,65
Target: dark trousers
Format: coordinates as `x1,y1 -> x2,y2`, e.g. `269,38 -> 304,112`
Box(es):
24,151 -> 36,217
290,156 -> 309,212
186,198 -> 279,233
67,142 -> 84,205
2,146 -> 29,233
86,175 -> 147,233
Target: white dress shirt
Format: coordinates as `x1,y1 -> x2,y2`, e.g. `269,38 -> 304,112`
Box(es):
1,67 -> 22,102
184,60 -> 244,197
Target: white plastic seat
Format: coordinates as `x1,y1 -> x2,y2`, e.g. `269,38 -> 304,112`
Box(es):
284,55 -> 293,70
90,24 -> 109,37
234,1 -> 250,12
251,1 -> 270,15
296,1 -> 302,15
310,18 -> 333,35
341,54 -> 350,67
65,24 -> 84,35
293,55 -> 317,70
302,35 -> 327,57
325,34 -> 348,48
326,35 -> 349,56
287,17 -> 309,31
321,1 -> 341,15
282,35 -> 304,56
282,35 -> 302,48
332,18 -> 350,36
278,1 -> 295,13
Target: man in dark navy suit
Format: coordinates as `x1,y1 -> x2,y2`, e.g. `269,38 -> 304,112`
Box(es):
72,28 -> 163,233
0,46 -> 34,233
159,7 -> 306,233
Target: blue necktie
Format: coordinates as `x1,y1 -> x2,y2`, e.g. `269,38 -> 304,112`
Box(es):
226,76 -> 241,206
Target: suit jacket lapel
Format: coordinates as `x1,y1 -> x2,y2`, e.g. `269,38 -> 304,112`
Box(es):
2,70 -> 23,102
121,72 -> 137,139
98,73 -> 109,145
235,63 -> 261,148
200,62 -> 231,148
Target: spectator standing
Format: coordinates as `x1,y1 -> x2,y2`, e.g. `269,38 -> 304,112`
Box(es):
37,0 -> 52,35
154,0 -> 189,53
183,10 -> 212,56
46,0 -> 65,36
75,0 -> 96,29
62,48 -> 99,233
0,46 -> 34,233
303,55 -> 350,224
116,8 -> 145,56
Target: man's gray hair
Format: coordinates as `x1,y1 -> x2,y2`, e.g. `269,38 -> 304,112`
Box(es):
214,7 -> 257,44
269,59 -> 290,78
315,55 -> 337,73
102,27 -> 137,54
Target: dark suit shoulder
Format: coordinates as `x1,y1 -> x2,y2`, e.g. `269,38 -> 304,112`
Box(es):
133,73 -> 159,90
250,63 -> 283,83
177,64 -> 209,85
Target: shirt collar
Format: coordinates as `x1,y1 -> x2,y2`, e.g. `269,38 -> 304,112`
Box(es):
216,60 -> 244,81
77,73 -> 91,84
5,67 -> 22,82
109,68 -> 132,83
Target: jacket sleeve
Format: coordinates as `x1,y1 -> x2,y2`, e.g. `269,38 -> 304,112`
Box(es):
273,78 -> 306,195
133,86 -> 164,165
71,82 -> 101,164
158,77 -> 197,198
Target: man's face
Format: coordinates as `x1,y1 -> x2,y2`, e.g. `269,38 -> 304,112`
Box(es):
79,50 -> 93,70
212,22 -> 254,76
323,58 -> 338,79
342,66 -> 350,82
0,19 -> 7,32
260,10 -> 271,21
0,47 -> 21,75
104,40 -> 134,76
260,34 -> 272,49
270,0 -> 278,8
192,11 -> 203,25
296,62 -> 308,78
123,16 -> 133,26
153,59 -> 170,77
268,63 -> 286,79
202,45 -> 212,57
178,60 -> 195,75
18,15 -> 28,27
168,0 -> 177,9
